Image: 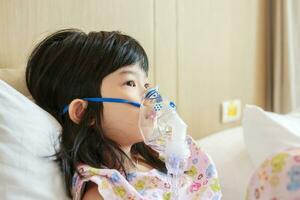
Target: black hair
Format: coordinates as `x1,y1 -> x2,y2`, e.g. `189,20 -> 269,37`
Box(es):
25,29 -> 166,198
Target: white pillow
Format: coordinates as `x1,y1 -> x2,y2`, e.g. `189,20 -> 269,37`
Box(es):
0,80 -> 69,199
243,105 -> 300,167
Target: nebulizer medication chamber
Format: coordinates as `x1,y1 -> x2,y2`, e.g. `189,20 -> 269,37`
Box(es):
139,87 -> 190,200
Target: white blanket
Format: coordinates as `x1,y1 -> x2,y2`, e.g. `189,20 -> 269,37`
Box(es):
196,127 -> 255,200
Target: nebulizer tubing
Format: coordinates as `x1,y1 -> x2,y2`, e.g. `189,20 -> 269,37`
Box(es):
139,87 -> 190,200
61,97 -> 141,115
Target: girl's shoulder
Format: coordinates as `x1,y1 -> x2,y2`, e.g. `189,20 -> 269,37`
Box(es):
82,182 -> 104,200
72,164 -> 119,200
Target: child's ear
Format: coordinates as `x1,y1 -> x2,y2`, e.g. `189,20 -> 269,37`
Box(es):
68,99 -> 88,124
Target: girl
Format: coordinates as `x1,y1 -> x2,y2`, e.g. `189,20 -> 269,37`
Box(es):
25,29 -> 222,200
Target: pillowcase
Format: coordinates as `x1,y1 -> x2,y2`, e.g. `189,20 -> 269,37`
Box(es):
243,105 -> 300,167
0,80 -> 69,199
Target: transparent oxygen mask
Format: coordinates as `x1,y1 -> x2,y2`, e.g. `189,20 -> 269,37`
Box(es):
139,87 -> 190,200
138,87 -> 175,146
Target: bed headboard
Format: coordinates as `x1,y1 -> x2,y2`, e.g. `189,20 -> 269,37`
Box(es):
0,68 -> 30,97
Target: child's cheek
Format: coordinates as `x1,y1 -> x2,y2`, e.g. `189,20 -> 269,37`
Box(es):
101,103 -> 143,145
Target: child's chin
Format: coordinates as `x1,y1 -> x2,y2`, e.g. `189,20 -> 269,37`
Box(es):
133,135 -> 145,144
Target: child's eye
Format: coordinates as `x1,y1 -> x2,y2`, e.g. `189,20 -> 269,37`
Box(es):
125,80 -> 136,87
144,83 -> 150,89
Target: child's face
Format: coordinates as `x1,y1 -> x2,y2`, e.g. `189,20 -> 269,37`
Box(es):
100,64 -> 150,147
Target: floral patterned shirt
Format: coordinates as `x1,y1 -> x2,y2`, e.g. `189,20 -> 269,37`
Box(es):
72,135 -> 222,200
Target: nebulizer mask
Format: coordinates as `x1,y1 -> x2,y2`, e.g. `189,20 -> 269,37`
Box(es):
139,87 -> 190,200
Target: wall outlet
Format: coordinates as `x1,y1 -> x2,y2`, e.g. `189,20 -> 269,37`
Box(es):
221,99 -> 241,123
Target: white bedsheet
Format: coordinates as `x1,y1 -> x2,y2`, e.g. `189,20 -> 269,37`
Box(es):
196,127 -> 255,200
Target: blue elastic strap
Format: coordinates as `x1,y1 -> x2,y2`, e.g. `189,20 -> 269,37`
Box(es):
62,97 -> 141,115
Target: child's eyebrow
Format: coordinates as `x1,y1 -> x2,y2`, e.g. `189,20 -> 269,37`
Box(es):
118,70 -> 138,76
118,69 -> 148,80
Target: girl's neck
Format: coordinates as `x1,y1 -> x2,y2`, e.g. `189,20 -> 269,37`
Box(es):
121,145 -> 132,157
121,145 -> 154,173
121,145 -> 138,169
